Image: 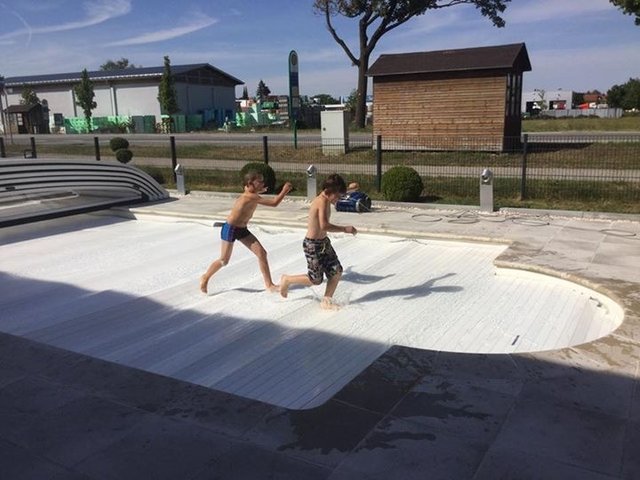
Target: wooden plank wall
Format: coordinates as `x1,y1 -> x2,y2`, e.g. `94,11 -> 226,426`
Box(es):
372,73 -> 507,151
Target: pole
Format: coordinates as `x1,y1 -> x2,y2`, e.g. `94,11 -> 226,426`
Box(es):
520,134 -> 528,201
0,137 -> 5,158
94,136 -> 100,161
170,135 -> 177,182
262,135 -> 269,165
376,135 -> 382,192
293,119 -> 298,149
30,136 -> 37,158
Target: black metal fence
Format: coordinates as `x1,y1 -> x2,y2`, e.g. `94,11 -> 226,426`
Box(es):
3,133 -> 639,211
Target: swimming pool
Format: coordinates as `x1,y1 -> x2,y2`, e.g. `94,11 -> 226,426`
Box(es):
0,214 -> 623,409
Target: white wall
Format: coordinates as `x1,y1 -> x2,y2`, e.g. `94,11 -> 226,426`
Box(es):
114,84 -> 161,117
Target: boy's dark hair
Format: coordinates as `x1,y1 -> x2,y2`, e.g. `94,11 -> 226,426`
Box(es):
243,170 -> 263,186
322,173 -> 347,195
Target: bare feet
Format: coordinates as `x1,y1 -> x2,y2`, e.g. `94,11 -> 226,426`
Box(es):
266,284 -> 279,293
279,275 -> 290,298
321,297 -> 340,310
200,275 -> 209,294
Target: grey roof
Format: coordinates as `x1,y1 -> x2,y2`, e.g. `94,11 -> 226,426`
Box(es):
367,43 -> 531,77
4,63 -> 243,87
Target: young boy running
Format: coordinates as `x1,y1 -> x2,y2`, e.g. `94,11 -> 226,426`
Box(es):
279,173 -> 357,310
200,171 -> 293,294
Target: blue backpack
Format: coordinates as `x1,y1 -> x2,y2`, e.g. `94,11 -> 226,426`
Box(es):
336,191 -> 372,213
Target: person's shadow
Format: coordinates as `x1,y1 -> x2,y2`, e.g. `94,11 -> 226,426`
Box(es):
350,272 -> 462,304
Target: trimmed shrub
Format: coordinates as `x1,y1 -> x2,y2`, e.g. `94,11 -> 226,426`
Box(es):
239,162 -> 276,193
115,148 -> 133,164
381,165 -> 424,202
109,137 -> 129,152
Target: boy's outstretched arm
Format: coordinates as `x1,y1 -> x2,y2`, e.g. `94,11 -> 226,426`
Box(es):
257,182 -> 293,207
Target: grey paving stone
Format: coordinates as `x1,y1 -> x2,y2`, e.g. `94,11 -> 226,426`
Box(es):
333,346 -> 428,414
40,353 -> 196,412
473,446 -> 618,480
243,399 -> 383,468
75,416 -> 233,480
0,332 -> 74,374
189,442 -> 332,480
0,376 -> 88,442
430,351 -> 524,382
8,395 -> 149,467
389,373 -> 518,444
329,417 -> 486,480
0,363 -> 27,388
0,438 -> 91,480
622,419 -> 640,480
492,398 -> 626,476
156,383 -> 279,438
517,364 -> 635,419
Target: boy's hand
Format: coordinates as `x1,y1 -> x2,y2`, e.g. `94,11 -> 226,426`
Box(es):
282,182 -> 293,194
345,225 -> 357,235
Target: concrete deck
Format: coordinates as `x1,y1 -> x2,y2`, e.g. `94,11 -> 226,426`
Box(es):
1,192 -> 639,479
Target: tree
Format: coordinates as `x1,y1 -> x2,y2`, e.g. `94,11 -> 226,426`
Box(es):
157,55 -> 179,131
609,0 -> 640,25
533,89 -> 547,111
607,78 -> 640,110
100,58 -> 139,70
312,93 -> 340,105
313,0 -> 510,128
20,87 -> 40,105
241,85 -> 249,100
256,80 -> 271,102
74,69 -> 97,133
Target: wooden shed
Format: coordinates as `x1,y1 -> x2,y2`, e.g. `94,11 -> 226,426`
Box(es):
367,43 -> 531,151
4,104 -> 49,134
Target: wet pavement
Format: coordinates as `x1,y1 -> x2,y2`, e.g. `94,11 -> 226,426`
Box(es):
1,191 -> 639,479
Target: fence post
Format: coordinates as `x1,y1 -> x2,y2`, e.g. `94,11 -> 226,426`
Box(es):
376,135 -> 382,192
94,136 -> 101,161
30,136 -> 37,158
520,134 -> 528,201
0,137 -> 5,158
170,136 -> 178,182
262,135 -> 269,165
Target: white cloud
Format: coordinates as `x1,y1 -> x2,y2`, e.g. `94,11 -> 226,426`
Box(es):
105,13 -> 217,46
505,0 -> 612,24
0,0 -> 131,41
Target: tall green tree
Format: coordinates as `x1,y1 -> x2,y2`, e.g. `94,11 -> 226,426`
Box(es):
100,58 -> 139,70
609,0 -> 640,25
313,0 -> 510,128
256,80 -> 271,102
157,55 -> 179,132
607,78 -> 640,110
20,86 -> 40,105
241,85 -> 249,100
74,69 -> 97,133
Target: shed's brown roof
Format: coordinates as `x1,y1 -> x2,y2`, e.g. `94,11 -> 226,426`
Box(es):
367,43 -> 531,77
5,104 -> 41,114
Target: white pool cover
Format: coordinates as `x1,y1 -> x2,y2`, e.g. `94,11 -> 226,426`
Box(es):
0,215 -> 623,409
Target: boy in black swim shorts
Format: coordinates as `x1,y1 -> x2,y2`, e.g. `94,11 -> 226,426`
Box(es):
279,173 -> 357,310
200,171 -> 292,294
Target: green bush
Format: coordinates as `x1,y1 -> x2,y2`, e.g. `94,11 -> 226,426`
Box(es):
239,162 -> 276,193
109,137 -> 129,152
381,165 -> 424,202
115,148 -> 133,164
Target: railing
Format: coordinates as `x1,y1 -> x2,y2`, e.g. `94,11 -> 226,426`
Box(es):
2,133 -> 639,212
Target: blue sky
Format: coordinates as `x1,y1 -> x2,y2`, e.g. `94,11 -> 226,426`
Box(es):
1,0 -> 638,99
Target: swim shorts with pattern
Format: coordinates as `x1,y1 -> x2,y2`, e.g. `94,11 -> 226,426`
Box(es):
303,237 -> 342,284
